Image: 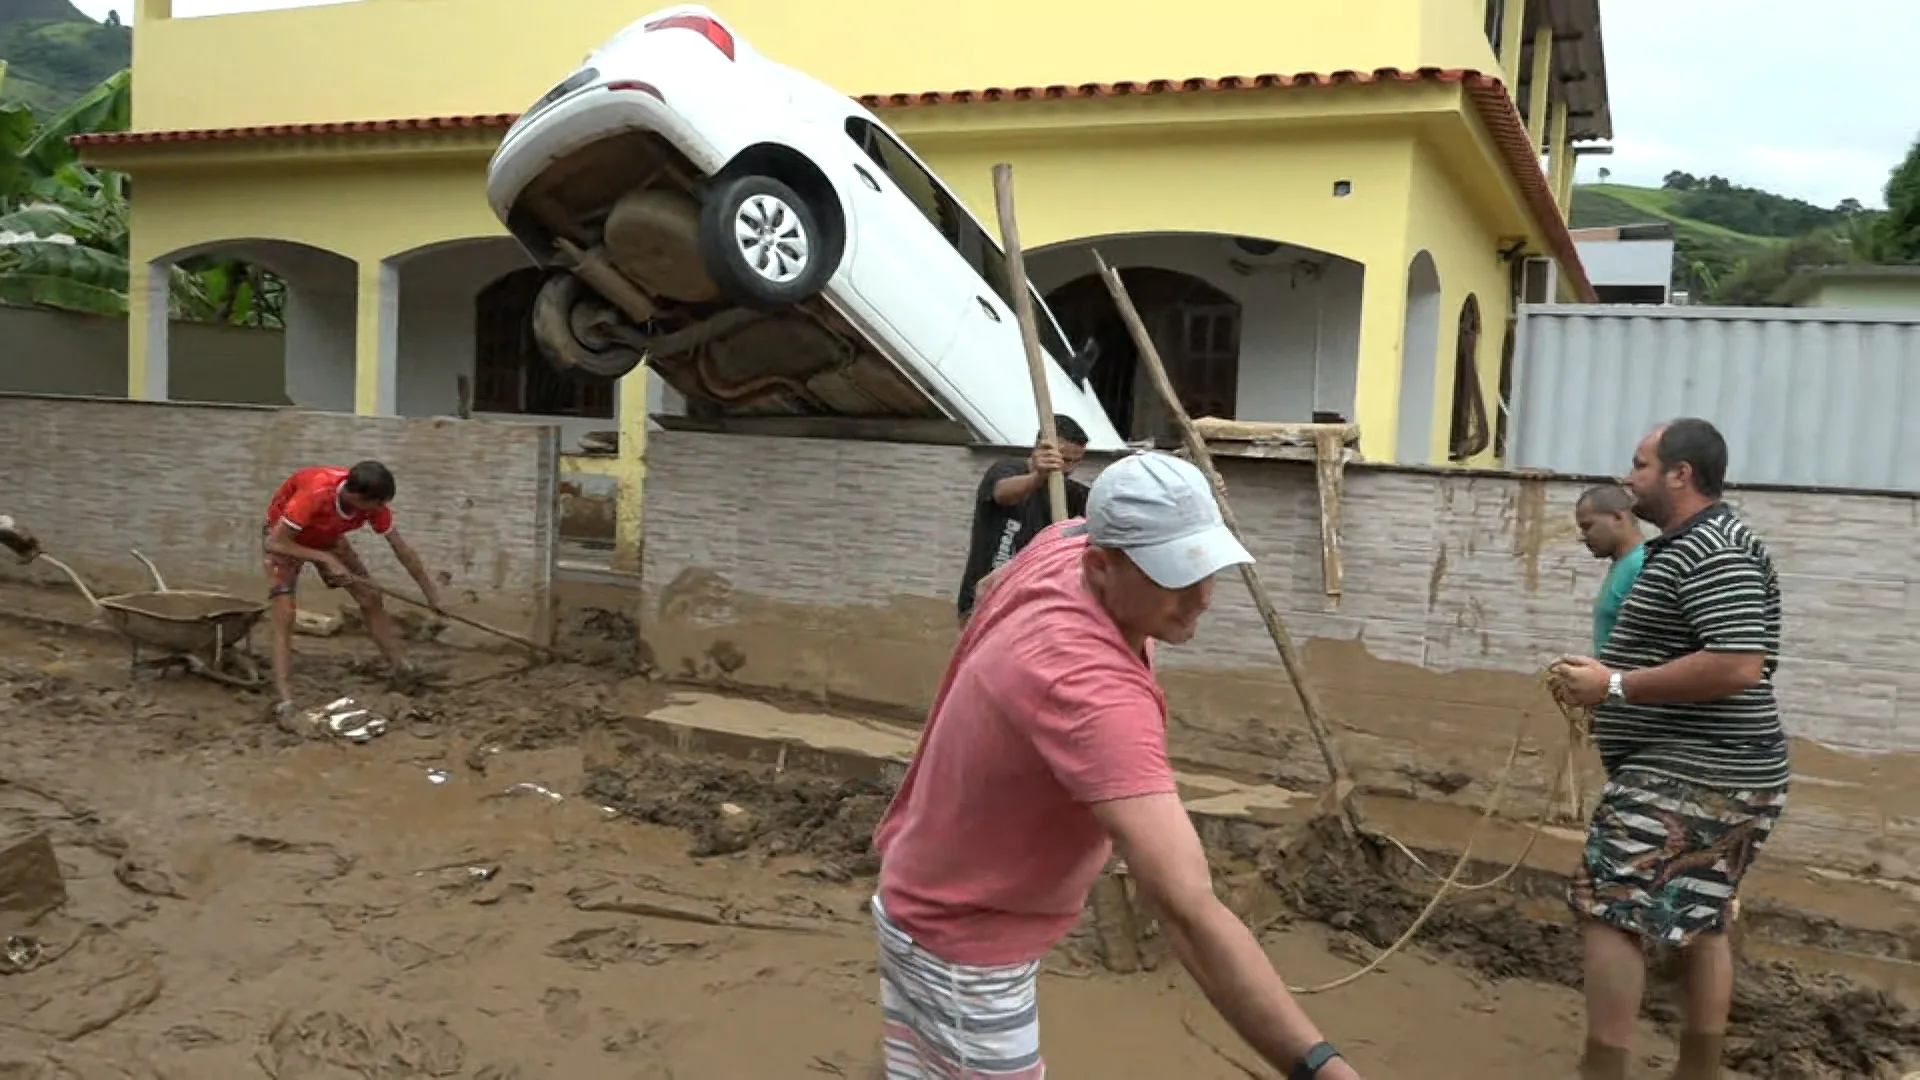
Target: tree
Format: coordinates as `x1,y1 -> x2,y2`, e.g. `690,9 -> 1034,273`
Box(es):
0,67 -> 284,324
1597,166 -> 1611,182
1874,133 -> 1920,264
1662,170 -> 1698,191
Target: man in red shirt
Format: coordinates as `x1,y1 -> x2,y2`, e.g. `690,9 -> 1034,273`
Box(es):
262,460 -> 443,720
871,451 -> 1360,1080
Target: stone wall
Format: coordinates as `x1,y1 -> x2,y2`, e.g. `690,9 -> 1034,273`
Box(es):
0,395 -> 560,644
639,429 -> 1920,874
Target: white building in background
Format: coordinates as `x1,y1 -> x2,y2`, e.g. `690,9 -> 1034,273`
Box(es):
1569,224 -> 1676,305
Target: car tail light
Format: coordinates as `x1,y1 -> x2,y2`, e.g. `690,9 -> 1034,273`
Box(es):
644,13 -> 735,60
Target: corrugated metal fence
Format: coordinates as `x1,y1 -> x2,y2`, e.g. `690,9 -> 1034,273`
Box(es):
1510,305 -> 1920,491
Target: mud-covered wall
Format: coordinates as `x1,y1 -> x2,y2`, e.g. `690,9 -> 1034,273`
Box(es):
0,395 -> 560,644
639,430 -> 1920,874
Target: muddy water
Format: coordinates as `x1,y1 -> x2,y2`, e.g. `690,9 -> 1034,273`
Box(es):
0,590 -> 1908,1077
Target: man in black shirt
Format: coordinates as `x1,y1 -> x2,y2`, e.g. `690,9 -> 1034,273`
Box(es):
1551,418 -> 1787,1080
954,416 -> 1091,623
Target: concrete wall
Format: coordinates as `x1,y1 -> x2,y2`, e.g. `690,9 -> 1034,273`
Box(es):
1572,237 -> 1675,291
639,430 -> 1920,875
0,305 -> 286,404
0,395 -> 560,644
1800,277 -> 1920,310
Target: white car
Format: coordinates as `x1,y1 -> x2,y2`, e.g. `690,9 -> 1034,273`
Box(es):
486,4 -> 1125,451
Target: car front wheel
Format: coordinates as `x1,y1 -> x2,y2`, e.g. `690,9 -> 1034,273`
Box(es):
529,272 -> 646,379
698,174 -> 835,311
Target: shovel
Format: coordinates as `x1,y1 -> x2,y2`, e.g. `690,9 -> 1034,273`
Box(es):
0,516 -> 41,564
359,579 -> 562,660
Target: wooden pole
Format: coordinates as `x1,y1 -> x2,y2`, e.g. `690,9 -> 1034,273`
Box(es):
1091,250 -> 1366,836
990,163 -> 1068,523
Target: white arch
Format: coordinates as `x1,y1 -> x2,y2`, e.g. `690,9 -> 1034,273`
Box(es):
1395,250 -> 1444,463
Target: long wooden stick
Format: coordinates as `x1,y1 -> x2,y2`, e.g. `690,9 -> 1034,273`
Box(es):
364,580 -> 560,658
1091,251 -> 1365,836
990,163 -> 1068,523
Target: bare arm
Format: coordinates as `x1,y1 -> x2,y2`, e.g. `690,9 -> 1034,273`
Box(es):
990,469 -> 1047,508
1621,650 -> 1764,703
265,519 -> 348,575
383,530 -> 442,608
1094,794 -> 1358,1079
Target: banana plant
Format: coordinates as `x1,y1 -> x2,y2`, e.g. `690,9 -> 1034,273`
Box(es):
0,67 -> 284,324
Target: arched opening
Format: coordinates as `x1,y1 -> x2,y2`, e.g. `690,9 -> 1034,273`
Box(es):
144,238 -> 356,408
1027,232 -> 1362,444
1446,294 -> 1491,462
1395,251 -> 1443,463
472,267 -> 613,422
1044,267 -> 1238,442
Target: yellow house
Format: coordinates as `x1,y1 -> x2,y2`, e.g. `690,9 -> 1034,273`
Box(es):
78,0 -> 1609,571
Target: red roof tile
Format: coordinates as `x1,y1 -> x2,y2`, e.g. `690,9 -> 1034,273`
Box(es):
856,68 -> 1592,301
69,113 -> 517,146
68,67 -> 1591,299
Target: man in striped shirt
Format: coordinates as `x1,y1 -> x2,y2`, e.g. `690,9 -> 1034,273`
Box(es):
1551,418 -> 1788,1080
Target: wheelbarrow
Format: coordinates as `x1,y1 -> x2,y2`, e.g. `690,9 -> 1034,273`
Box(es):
35,550 -> 268,690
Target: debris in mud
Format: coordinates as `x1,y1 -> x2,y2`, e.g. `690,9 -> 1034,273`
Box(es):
1271,820 -> 1920,1079
295,696 -> 390,742
112,854 -> 184,899
260,1010 -> 466,1079
6,923 -> 162,1040
568,880 -> 825,934
0,828 -> 66,928
574,606 -> 637,643
490,781 -> 564,803
545,924 -> 706,969
583,749 -> 891,872
3,932 -> 44,971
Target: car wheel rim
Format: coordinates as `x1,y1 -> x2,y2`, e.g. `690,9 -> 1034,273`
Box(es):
733,193 -> 809,285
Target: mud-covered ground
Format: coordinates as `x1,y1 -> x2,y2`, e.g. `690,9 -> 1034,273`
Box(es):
0,587 -> 1916,1078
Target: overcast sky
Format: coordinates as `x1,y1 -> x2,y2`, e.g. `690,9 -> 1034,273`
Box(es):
67,0 -> 1919,209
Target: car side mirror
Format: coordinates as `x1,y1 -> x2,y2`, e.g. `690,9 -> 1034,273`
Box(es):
1066,337 -> 1100,387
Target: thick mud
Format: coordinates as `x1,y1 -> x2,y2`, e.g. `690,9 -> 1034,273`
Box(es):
1,578 -> 1918,1077
1276,821 -> 1920,1079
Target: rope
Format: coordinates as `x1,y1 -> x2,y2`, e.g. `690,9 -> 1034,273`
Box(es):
1289,669 -> 1592,994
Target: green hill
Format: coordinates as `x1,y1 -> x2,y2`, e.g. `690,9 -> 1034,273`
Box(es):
0,0 -> 130,116
1570,178 -> 1872,303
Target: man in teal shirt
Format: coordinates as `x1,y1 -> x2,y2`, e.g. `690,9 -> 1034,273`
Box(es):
1575,485 -> 1648,651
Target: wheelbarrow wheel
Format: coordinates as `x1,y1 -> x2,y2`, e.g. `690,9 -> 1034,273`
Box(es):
185,651 -> 264,690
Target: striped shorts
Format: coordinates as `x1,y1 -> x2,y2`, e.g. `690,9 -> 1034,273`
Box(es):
873,896 -> 1045,1079
1568,768 -> 1787,947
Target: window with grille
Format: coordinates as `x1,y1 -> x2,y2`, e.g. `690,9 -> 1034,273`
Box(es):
473,268 -> 614,419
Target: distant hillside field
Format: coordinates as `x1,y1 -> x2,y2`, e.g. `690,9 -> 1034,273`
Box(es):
0,0 -> 131,116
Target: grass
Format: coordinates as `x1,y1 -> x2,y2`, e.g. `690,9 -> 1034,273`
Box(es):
0,16 -> 130,116
1571,184 -> 1784,247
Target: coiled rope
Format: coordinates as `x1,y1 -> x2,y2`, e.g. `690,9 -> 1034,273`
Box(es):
1290,670 -> 1592,994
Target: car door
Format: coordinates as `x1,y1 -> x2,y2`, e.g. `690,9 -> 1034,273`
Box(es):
939,220 -> 1096,442
837,117 -> 972,370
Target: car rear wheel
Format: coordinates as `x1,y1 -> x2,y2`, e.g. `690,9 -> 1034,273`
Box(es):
530,272 -> 645,379
699,174 -> 835,311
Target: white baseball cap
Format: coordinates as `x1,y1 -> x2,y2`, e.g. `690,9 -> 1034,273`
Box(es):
1064,451 -> 1253,589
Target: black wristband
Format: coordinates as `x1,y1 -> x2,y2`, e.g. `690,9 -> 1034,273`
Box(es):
1289,1042 -> 1341,1080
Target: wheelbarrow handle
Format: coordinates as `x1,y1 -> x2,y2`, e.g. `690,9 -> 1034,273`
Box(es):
363,580 -> 560,658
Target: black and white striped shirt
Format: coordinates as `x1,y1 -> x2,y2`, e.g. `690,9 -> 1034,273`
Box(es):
1595,504 -> 1791,790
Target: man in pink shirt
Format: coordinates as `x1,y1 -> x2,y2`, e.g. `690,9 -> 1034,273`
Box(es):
872,451 -> 1360,1080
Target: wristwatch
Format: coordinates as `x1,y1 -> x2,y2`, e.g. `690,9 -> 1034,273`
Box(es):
1290,1042 -> 1342,1079
1605,671 -> 1625,706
